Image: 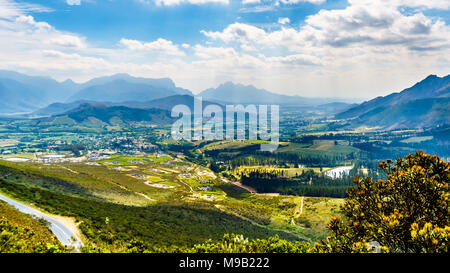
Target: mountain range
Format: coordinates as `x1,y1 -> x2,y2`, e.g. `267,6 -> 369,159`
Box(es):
337,74 -> 450,129
31,95 -> 221,117
0,69 -> 448,130
0,71 -> 191,114
0,70 -> 360,114
199,81 -> 355,105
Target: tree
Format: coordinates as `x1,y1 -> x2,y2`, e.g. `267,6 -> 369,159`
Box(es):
315,151 -> 449,253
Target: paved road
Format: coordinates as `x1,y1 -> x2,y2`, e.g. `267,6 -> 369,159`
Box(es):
0,193 -> 83,250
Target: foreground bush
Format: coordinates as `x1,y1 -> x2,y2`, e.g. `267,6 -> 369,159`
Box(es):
0,218 -> 65,253
191,234 -> 311,253
315,151 -> 449,253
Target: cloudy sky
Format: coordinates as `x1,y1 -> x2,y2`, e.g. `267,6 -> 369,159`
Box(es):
0,0 -> 449,98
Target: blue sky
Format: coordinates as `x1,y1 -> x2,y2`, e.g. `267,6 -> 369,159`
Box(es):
23,0 -> 348,46
1,0 -> 449,98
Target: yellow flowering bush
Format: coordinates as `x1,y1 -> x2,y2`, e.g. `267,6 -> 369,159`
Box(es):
315,151 -> 449,253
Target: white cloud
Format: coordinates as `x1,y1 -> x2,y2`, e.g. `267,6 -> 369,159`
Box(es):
242,0 -> 261,4
50,35 -> 86,48
266,54 -> 322,66
120,38 -> 185,56
279,0 -> 326,4
0,0 -> 449,98
348,0 -> 450,10
201,23 -> 268,45
204,1 -> 450,53
0,0 -> 52,19
193,45 -> 238,59
278,17 -> 290,25
153,0 -> 229,6
66,0 -> 81,5
239,5 -> 274,13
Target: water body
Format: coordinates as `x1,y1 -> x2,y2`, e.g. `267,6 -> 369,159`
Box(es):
325,166 -> 353,178
0,193 -> 83,250
2,157 -> 31,162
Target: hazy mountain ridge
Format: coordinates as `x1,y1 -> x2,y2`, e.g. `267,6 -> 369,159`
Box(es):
0,70 -> 192,114
67,79 -> 179,103
199,82 -> 357,106
337,74 -> 450,120
119,95 -> 223,111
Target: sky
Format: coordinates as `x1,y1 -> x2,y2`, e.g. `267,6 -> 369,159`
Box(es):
0,0 -> 449,98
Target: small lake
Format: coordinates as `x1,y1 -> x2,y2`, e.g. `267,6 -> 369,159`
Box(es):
325,166 -> 353,178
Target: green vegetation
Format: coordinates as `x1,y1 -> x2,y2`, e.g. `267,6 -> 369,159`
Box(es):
315,151 -> 449,253
0,200 -> 65,253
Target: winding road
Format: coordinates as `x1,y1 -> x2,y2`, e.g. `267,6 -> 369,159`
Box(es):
0,192 -> 83,250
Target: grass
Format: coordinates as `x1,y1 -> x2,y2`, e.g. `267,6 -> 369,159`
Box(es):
295,197 -> 345,238
276,141 -> 360,156
400,136 -> 433,143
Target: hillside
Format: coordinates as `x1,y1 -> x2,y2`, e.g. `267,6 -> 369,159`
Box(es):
31,100 -> 98,117
350,98 -> 450,129
40,103 -> 175,126
33,95 -> 222,117
337,74 -> 450,119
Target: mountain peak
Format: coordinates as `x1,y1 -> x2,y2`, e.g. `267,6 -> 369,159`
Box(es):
336,73 -> 450,121
61,79 -> 75,84
424,74 -> 438,80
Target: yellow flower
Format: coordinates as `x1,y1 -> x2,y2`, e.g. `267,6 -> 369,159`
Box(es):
411,230 -> 417,238
355,242 -> 362,248
432,239 -> 438,245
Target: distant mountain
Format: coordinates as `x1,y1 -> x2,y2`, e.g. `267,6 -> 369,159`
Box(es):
0,70 -> 193,114
40,103 -> 174,126
121,95 -> 223,111
350,98 -> 450,129
337,74 -> 450,120
0,70 -> 80,102
77,73 -> 192,96
0,78 -> 47,113
67,79 -> 181,103
199,82 -> 347,106
315,102 -> 356,114
0,70 -> 80,113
